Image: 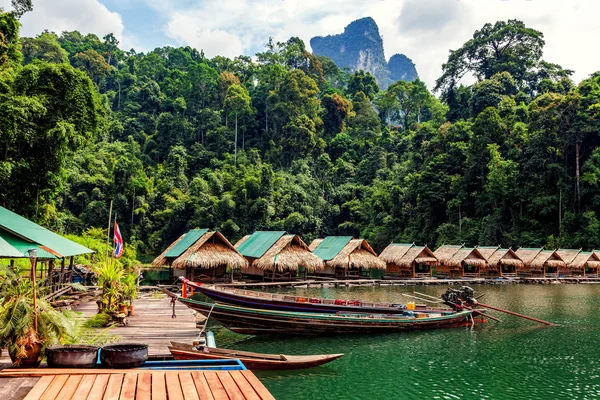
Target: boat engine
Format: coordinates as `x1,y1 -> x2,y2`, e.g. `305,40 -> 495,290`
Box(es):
441,286 -> 475,309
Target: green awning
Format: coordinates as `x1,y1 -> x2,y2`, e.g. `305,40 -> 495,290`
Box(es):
0,229 -> 57,259
312,236 -> 353,261
0,236 -> 25,258
236,231 -> 286,258
0,206 -> 93,257
164,229 -> 209,258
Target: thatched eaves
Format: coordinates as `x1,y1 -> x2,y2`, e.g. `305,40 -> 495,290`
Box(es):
556,249 -> 581,265
151,233 -> 186,267
531,250 -> 565,269
571,251 -> 600,269
379,243 -> 438,268
433,245 -> 464,265
479,246 -> 523,268
447,247 -> 487,268
515,248 -> 544,267
171,231 -> 248,270
253,234 -> 324,272
314,237 -> 386,270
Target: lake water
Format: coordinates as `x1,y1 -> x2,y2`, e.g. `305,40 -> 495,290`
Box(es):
217,284 -> 600,399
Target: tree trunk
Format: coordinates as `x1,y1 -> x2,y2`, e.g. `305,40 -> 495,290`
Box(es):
576,142 -> 581,212
234,114 -> 238,165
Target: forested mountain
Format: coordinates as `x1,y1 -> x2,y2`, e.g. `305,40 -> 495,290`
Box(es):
310,17 -> 418,89
1,7 -> 599,257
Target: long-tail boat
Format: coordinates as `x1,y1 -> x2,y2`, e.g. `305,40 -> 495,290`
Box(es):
177,297 -> 478,335
180,277 -> 451,315
168,342 -> 344,370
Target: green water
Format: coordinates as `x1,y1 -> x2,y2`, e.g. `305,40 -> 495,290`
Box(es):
220,284 -> 600,399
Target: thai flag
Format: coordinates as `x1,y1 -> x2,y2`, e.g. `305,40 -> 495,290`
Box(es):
113,220 -> 124,259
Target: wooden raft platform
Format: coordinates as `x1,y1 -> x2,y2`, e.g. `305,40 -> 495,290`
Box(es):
0,370 -> 275,400
74,296 -> 199,356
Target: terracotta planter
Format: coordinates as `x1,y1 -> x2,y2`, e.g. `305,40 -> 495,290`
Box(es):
128,305 -> 135,316
9,342 -> 42,368
118,304 -> 128,314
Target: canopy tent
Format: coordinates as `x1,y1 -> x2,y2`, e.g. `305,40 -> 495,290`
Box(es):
379,243 -> 438,278
310,237 -> 386,278
152,229 -> 247,282
236,231 -> 323,279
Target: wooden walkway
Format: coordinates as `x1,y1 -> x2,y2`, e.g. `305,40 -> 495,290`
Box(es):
0,370 -> 274,400
74,296 -> 200,356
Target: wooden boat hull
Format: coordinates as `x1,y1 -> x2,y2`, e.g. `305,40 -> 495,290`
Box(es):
177,298 -> 475,336
181,278 -> 450,315
168,343 -> 344,370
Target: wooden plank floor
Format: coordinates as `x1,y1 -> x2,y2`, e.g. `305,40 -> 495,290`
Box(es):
74,296 -> 200,356
0,371 -> 275,400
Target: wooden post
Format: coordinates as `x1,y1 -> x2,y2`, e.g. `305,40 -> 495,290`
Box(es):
69,256 -> 74,283
60,258 -> 65,285
105,200 -> 113,264
47,260 -> 54,291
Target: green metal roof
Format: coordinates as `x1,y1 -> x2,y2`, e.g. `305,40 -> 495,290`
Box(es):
313,236 -> 353,261
165,229 -> 209,258
0,235 -> 25,258
0,229 -> 57,259
237,231 -> 286,258
0,206 -> 93,258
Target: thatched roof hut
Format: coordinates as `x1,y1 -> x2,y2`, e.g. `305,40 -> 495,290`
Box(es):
235,231 -> 324,277
515,248 -> 565,276
514,248 -> 543,268
434,245 -> 487,276
379,243 -> 438,277
477,246 -> 523,276
310,237 -> 386,276
151,230 -> 247,280
573,251 -> 600,276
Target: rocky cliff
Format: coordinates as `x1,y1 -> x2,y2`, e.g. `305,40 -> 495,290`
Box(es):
310,17 -> 418,89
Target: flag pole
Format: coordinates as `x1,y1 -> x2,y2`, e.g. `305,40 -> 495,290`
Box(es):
105,200 -> 113,265
111,214 -> 117,267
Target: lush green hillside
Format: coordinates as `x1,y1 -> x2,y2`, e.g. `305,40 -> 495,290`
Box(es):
1,8 -> 599,256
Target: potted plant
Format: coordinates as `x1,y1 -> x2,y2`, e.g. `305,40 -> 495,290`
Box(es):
95,263 -> 124,314
122,273 -> 138,316
0,270 -> 73,367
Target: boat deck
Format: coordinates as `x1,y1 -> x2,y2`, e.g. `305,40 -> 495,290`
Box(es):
0,370 -> 275,400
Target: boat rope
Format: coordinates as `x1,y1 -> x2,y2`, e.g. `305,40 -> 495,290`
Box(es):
171,295 -> 177,319
199,303 -> 216,336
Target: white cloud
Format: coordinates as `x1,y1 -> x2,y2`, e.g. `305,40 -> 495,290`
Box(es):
0,0 -> 124,43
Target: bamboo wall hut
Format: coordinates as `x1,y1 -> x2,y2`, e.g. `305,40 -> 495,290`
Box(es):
434,245 -> 487,277
574,251 -> 600,277
378,243 -> 438,278
515,248 -> 565,277
235,231 -> 324,280
310,236 -> 386,278
477,246 -> 523,277
152,229 -> 247,281
556,249 -> 582,276
433,245 -> 464,276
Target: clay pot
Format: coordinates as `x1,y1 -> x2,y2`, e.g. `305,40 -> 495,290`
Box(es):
128,305 -> 135,316
9,342 -> 42,368
118,304 -> 128,314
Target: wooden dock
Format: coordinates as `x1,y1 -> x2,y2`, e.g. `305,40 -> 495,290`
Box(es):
0,370 -> 275,399
74,296 -> 200,356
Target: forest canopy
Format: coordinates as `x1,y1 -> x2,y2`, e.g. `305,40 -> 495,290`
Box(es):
1,7 -> 600,256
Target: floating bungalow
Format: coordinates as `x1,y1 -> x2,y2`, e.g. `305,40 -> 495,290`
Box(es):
235,231 -> 324,280
152,229 -> 248,282
433,245 -> 487,277
476,246 -> 523,277
556,249 -> 600,277
309,236 -> 386,278
378,243 -> 438,278
515,248 -> 565,277
576,251 -> 600,277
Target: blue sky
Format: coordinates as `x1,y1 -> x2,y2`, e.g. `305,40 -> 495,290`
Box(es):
2,0 -> 599,88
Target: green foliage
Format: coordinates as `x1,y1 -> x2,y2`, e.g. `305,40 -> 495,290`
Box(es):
2,18 -> 600,261
22,32 -> 69,64
0,270 -> 74,364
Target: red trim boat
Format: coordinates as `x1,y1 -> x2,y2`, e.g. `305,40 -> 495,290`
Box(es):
180,277 -> 452,315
